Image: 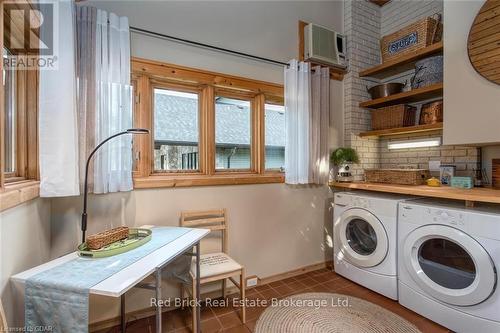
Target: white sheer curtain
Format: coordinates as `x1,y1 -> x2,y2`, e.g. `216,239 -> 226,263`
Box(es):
284,60 -> 311,184
284,60 -> 330,185
310,66 -> 330,184
76,6 -> 97,193
39,1 -> 79,197
93,10 -> 133,193
41,5 -> 132,196
76,8 -> 133,194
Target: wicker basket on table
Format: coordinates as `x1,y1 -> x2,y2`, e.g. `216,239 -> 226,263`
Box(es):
381,16 -> 442,63
86,226 -> 130,250
371,104 -> 417,130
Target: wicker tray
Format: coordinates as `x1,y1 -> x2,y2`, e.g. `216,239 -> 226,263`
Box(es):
371,104 -> 417,130
381,16 -> 442,63
365,169 -> 431,185
78,228 -> 152,258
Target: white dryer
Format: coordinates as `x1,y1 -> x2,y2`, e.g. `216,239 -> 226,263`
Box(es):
333,191 -> 414,300
398,199 -> 500,333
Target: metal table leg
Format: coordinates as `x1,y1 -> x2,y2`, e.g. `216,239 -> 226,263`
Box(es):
121,294 -> 126,332
155,268 -> 162,333
195,242 -> 201,333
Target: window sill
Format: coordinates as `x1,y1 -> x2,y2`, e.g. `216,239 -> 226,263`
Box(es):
0,180 -> 40,212
133,173 -> 284,189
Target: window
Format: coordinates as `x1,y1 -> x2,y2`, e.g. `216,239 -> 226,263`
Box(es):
3,48 -> 16,174
132,58 -> 284,188
153,88 -> 200,172
0,3 -> 40,212
215,97 -> 251,170
264,103 -> 285,171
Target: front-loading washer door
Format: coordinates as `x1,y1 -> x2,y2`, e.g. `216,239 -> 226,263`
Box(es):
403,224 -> 496,306
335,208 -> 388,268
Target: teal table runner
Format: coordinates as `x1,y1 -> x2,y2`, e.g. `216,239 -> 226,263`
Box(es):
25,227 -> 191,333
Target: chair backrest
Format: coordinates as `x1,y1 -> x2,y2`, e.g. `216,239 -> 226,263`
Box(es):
0,300 -> 7,332
180,209 -> 227,253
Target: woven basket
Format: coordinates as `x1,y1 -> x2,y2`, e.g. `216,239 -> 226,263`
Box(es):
381,16 -> 442,63
419,100 -> 443,125
493,159 -> 500,189
371,104 -> 417,130
365,169 -> 431,185
87,226 -> 130,250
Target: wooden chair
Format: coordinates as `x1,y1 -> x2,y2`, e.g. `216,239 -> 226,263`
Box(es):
180,209 -> 245,332
0,300 -> 7,332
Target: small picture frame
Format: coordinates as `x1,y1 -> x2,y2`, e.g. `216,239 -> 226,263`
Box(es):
440,165 -> 456,185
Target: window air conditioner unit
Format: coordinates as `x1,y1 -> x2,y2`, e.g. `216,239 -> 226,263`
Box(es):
304,23 -> 347,69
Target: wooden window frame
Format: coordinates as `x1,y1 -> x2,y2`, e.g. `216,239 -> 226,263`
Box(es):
151,81 -> 204,175
263,98 -> 286,173
0,2 -> 40,212
214,89 -> 255,174
3,63 -> 39,184
132,57 -> 284,188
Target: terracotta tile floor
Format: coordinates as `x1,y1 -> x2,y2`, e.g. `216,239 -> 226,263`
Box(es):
98,268 -> 450,333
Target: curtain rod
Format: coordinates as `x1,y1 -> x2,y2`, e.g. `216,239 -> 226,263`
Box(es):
129,26 -> 288,67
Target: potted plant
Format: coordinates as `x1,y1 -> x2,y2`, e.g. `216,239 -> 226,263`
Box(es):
330,147 -> 360,182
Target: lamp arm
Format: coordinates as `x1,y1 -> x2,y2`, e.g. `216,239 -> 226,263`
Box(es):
81,131 -> 129,244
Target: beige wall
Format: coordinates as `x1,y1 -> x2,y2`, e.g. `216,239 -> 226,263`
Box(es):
442,0 -> 500,181
443,0 -> 500,146
0,198 -> 51,327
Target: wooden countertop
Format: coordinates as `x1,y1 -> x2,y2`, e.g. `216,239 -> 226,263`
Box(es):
329,181 -> 500,205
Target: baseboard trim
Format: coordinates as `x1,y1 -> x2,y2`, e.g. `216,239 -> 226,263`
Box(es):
258,261 -> 331,285
89,260 -> 332,332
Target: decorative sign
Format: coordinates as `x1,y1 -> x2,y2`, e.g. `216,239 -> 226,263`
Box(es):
468,0 -> 500,85
388,32 -> 418,54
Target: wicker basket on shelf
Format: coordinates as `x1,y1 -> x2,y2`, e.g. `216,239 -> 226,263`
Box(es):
365,169 -> 431,185
419,100 -> 443,125
381,16 -> 442,63
371,104 -> 417,130
86,226 -> 130,250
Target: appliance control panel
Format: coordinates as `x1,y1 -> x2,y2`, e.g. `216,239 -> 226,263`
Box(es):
334,194 -> 372,209
352,197 -> 370,209
425,208 -> 465,226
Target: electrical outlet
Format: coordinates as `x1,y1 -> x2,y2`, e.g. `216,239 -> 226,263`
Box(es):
429,160 -> 441,172
246,276 -> 259,288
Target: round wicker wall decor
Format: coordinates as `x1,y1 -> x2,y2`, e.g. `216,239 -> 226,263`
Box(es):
468,0 -> 500,85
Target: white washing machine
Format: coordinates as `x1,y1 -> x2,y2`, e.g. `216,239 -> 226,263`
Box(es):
333,191 -> 414,300
398,199 -> 500,333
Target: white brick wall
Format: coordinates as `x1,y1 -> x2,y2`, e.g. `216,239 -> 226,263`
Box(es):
381,0 -> 443,36
344,0 -> 382,179
379,132 -> 479,175
343,0 -> 480,178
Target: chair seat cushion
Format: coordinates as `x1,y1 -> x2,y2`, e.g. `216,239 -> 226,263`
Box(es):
191,252 -> 242,279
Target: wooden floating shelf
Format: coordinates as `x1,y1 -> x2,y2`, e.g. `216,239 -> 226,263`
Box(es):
359,123 -> 443,137
359,42 -> 443,79
329,182 -> 500,205
360,83 -> 443,109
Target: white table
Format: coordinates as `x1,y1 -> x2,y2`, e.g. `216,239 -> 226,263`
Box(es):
12,228 -> 209,333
